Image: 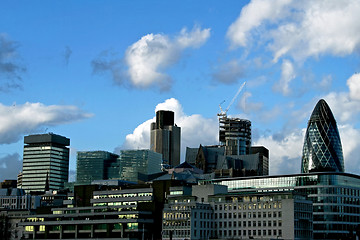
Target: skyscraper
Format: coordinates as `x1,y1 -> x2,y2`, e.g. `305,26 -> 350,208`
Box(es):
301,99 -> 344,173
76,151 -> 119,185
150,110 -> 181,167
21,133 -> 70,193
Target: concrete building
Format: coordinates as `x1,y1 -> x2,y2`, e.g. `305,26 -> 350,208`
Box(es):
150,110 -> 181,167
21,133 -> 70,193
219,117 -> 251,155
19,180 -> 181,240
162,184 -> 312,240
203,172 -> 360,239
76,151 -> 120,185
0,188 -> 40,210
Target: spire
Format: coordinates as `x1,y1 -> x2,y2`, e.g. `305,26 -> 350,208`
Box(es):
45,172 -> 50,191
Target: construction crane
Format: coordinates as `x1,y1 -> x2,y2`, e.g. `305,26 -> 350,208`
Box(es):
217,81 -> 246,118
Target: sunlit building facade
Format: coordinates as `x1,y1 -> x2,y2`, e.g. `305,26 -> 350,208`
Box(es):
203,172 -> 360,239
301,99 -> 344,173
21,133 -> 70,193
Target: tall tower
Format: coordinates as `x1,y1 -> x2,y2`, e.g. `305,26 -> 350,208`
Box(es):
301,99 -> 344,173
219,117 -> 251,155
21,133 -> 70,193
150,110 -> 181,167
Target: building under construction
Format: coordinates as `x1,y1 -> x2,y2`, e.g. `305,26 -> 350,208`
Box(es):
219,117 -> 251,155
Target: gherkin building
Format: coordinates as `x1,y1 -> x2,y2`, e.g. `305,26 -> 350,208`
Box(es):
301,99 -> 344,173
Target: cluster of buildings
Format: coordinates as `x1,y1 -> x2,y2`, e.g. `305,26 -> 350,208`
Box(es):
1,99 -> 360,240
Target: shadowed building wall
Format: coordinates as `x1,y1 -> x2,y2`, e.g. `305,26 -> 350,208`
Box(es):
150,110 -> 180,167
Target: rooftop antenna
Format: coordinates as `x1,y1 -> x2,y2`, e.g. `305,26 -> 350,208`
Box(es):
217,81 -> 246,118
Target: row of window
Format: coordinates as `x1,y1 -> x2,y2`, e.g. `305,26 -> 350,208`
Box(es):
216,219 -> 282,228
217,229 -> 282,238
214,201 -> 282,211
215,211 -> 282,219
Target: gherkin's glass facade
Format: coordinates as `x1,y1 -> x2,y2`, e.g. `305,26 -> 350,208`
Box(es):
301,99 -> 344,173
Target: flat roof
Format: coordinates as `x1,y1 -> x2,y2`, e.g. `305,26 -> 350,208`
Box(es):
24,133 -> 70,146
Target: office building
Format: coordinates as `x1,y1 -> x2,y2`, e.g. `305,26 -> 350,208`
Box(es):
302,99 -> 344,173
19,180 -> 180,240
0,188 -> 40,210
119,150 -> 162,182
219,117 -> 251,155
150,110 -> 181,167
76,151 -> 119,185
21,133 -> 70,193
162,184 -> 312,240
203,172 -> 360,239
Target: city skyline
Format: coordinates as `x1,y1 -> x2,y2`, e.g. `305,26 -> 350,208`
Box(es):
1,0 -> 360,181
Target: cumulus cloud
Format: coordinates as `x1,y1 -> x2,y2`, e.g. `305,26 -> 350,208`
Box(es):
92,26 -> 210,90
238,91 -> 263,114
347,73 -> 360,101
212,59 -> 245,84
0,34 -> 26,91
0,153 -> 22,181
273,59 -> 296,95
227,0 -> 360,62
120,98 -> 218,159
0,102 -> 93,144
227,0 -> 292,49
254,129 -> 304,175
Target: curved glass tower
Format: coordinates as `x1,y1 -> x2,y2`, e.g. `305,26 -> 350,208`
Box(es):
301,99 -> 344,173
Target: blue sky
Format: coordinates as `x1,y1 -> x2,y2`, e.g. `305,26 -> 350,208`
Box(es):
1,0 -> 360,181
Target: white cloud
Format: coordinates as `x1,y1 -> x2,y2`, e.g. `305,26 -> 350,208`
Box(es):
124,26 -> 210,90
339,124 -> 360,174
226,0 -> 292,48
227,0 -> 360,62
254,129 -> 305,175
0,102 -> 93,144
273,59 -> 296,95
121,98 -> 218,160
347,73 -> 360,101
239,91 -> 263,114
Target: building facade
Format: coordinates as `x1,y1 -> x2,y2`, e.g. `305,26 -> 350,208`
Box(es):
203,172 -> 360,239
76,151 -> 119,185
150,110 -> 181,167
21,133 -> 70,193
0,188 -> 40,210
302,99 -> 344,173
162,184 -> 312,240
219,117 -> 251,155
119,150 -> 162,182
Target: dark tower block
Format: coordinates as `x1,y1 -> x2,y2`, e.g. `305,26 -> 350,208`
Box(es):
150,110 -> 181,167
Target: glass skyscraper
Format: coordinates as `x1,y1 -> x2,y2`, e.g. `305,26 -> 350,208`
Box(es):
119,150 -> 162,182
76,151 -> 119,185
301,99 -> 344,173
21,133 -> 70,193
